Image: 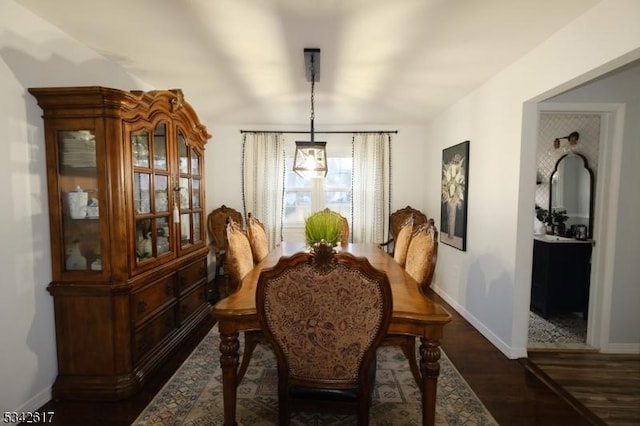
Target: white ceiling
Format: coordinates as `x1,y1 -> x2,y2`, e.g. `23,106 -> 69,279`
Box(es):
17,0 -> 600,126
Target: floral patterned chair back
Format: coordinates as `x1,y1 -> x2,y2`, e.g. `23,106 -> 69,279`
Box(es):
256,242 -> 392,424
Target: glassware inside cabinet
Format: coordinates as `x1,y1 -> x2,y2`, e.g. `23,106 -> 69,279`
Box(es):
193,212 -> 202,243
191,179 -> 200,209
57,130 -> 101,273
132,130 -> 150,167
134,208 -> 173,263
155,175 -> 169,212
156,216 -> 171,255
153,123 -> 167,170
132,122 -> 174,265
135,218 -> 152,261
180,213 -> 191,246
178,132 -> 188,174
191,148 -> 199,175
133,172 -> 151,214
179,177 -> 189,208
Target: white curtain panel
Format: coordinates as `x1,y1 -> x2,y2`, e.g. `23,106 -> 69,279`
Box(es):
242,133 -> 285,250
352,133 -> 390,243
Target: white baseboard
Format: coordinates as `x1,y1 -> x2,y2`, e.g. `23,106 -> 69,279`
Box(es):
599,342 -> 640,354
433,285 -> 525,359
433,286 -> 640,357
5,387 -> 52,426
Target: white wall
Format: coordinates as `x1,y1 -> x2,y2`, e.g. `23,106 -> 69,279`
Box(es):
425,0 -> 640,358
0,1 -> 151,416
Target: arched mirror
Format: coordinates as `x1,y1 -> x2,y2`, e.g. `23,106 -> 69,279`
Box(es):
549,152 -> 594,239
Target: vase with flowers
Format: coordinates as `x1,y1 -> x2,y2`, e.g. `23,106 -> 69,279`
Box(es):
534,205 -> 549,235
441,153 -> 466,238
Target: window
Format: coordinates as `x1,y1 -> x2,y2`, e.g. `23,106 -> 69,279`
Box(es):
283,140 -> 352,228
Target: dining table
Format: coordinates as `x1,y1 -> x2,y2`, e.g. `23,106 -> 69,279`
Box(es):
211,242 -> 452,425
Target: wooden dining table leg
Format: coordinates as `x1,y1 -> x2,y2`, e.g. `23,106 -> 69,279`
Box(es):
219,330 -> 240,426
419,337 -> 442,426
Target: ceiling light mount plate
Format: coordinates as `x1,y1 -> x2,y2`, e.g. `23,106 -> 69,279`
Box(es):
304,48 -> 320,82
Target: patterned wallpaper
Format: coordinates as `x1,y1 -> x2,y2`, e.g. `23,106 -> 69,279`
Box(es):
535,113 -> 600,211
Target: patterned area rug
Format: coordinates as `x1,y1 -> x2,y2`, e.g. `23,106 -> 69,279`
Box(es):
133,327 -> 497,425
528,311 -> 588,349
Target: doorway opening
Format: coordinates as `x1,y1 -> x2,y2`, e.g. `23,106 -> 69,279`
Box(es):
526,101 -> 624,353
528,110 -> 601,351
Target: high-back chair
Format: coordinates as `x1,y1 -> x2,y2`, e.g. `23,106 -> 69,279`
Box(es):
224,217 -> 263,383
256,242 -> 392,425
322,207 -> 350,246
246,212 -> 269,263
379,206 -> 428,254
224,218 -> 254,292
383,220 -> 439,388
207,205 -> 243,280
235,212 -> 271,382
393,215 -> 415,267
405,220 -> 438,291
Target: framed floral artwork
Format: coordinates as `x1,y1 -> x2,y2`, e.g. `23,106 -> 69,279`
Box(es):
440,140 -> 470,251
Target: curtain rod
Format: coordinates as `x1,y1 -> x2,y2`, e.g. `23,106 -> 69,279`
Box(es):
240,130 -> 398,134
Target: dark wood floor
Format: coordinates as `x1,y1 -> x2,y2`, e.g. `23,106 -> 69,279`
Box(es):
31,289 -> 602,426
428,290 -> 593,426
526,351 -> 640,425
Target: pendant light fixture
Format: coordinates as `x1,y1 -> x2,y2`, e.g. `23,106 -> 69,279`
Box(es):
293,48 -> 328,179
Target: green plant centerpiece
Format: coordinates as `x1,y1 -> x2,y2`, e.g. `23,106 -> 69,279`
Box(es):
304,210 -> 342,247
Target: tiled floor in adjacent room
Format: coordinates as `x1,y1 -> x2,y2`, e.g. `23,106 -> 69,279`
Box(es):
528,310 -> 594,351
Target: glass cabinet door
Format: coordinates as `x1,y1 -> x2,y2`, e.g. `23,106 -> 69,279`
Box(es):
132,122 -> 173,264
58,130 -> 102,272
177,130 -> 204,249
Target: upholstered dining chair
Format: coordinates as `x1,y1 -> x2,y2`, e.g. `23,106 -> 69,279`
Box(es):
405,220 -> 438,290
224,217 -> 262,383
235,212 -> 271,383
392,215 -> 415,267
207,205 -> 243,281
382,220 -> 439,388
256,242 -> 392,425
322,207 -> 350,246
224,218 -> 254,292
246,212 -> 269,263
379,206 -> 428,254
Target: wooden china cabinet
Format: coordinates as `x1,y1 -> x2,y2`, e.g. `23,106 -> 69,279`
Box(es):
29,86 -> 211,400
